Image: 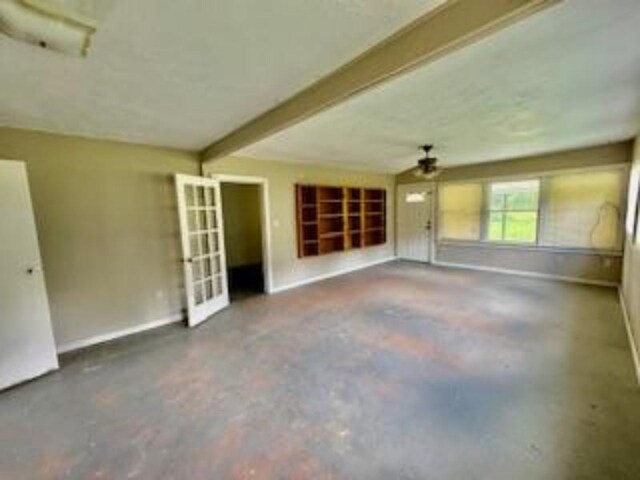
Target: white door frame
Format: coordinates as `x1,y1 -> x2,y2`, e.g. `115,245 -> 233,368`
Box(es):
396,182 -> 435,263
209,174 -> 274,294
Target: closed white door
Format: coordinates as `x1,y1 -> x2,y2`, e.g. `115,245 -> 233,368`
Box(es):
397,183 -> 432,262
0,160 -> 58,391
176,175 -> 230,327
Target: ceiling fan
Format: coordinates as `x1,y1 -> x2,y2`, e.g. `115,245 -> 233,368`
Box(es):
414,144 -> 442,179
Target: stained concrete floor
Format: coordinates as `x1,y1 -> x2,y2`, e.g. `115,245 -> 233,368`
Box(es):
1,261 -> 639,479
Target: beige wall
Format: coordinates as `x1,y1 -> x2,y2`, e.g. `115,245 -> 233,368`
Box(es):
437,243 -> 623,283
0,128 -> 199,347
205,157 -> 395,290
622,135 -> 640,361
398,142 -> 633,184
221,183 -> 263,268
397,142 -> 633,284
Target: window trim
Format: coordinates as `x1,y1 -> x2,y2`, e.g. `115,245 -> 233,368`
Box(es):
436,163 -> 629,253
483,178 -> 541,245
437,239 -> 624,257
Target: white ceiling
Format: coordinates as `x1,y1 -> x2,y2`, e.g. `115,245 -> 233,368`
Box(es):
240,0 -> 640,173
0,0 -> 445,150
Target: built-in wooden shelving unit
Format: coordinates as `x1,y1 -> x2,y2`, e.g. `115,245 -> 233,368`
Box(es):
296,184 -> 386,258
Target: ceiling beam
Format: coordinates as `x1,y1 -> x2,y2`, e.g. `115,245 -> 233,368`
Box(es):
201,0 -> 561,162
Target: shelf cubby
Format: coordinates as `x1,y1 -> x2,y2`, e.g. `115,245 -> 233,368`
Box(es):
296,184 -> 386,257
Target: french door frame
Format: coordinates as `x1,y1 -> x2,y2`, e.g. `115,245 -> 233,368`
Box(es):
209,174 -> 274,295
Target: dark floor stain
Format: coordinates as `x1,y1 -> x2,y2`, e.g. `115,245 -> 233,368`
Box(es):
1,261 -> 639,479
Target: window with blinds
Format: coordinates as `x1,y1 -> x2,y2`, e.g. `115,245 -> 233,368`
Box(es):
540,170 -> 624,250
437,183 -> 482,241
437,167 -> 627,251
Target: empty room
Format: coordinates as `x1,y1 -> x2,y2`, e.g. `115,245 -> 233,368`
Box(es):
2,0 -> 640,478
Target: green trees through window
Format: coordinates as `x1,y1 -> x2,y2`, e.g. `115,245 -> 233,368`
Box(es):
487,180 -> 539,243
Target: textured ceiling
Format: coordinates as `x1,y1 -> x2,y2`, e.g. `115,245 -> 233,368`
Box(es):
0,0 -> 445,149
240,0 -> 640,173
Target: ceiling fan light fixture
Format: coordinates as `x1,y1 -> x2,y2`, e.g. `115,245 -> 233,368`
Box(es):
0,0 -> 116,56
414,144 -> 442,179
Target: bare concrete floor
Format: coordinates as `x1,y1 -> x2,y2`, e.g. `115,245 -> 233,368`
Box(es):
1,261 -> 639,479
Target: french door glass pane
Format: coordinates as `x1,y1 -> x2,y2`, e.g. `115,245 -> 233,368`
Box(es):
188,211 -> 198,231
201,233 -> 211,254
189,235 -> 199,256
185,186 -> 196,207
203,258 -> 212,278
193,283 -> 204,305
205,280 -> 214,300
192,260 -> 203,282
196,186 -> 206,206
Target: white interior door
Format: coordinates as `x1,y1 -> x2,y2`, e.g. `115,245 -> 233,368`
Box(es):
397,183 -> 432,263
176,175 -> 229,327
0,160 -> 58,391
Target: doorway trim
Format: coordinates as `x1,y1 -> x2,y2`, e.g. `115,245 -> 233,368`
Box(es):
209,174 -> 274,294
396,182 -> 435,263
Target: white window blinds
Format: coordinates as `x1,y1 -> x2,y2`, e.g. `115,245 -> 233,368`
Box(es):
540,170 -> 624,250
438,183 -> 482,241
436,167 -> 627,251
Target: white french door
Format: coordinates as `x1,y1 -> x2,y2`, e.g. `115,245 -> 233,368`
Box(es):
176,175 -> 229,327
0,160 -> 58,391
397,183 -> 433,263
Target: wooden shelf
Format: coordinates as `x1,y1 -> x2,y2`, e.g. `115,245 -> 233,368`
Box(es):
296,184 -> 386,258
320,231 -> 344,238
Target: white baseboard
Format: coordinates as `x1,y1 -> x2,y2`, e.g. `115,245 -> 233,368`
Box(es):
618,288 -> 640,386
270,256 -> 397,294
431,260 -> 619,288
56,313 -> 184,354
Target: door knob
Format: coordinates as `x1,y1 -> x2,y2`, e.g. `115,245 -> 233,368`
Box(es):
425,221 -> 432,231
26,266 -> 40,274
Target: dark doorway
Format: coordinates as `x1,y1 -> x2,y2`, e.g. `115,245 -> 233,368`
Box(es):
220,183 -> 265,301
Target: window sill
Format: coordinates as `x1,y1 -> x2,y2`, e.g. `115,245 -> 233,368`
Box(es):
437,240 -> 623,257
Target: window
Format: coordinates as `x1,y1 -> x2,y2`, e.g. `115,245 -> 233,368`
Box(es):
436,166 -> 626,251
438,183 -> 483,241
540,170 -> 624,250
405,192 -> 427,203
487,180 -> 539,243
